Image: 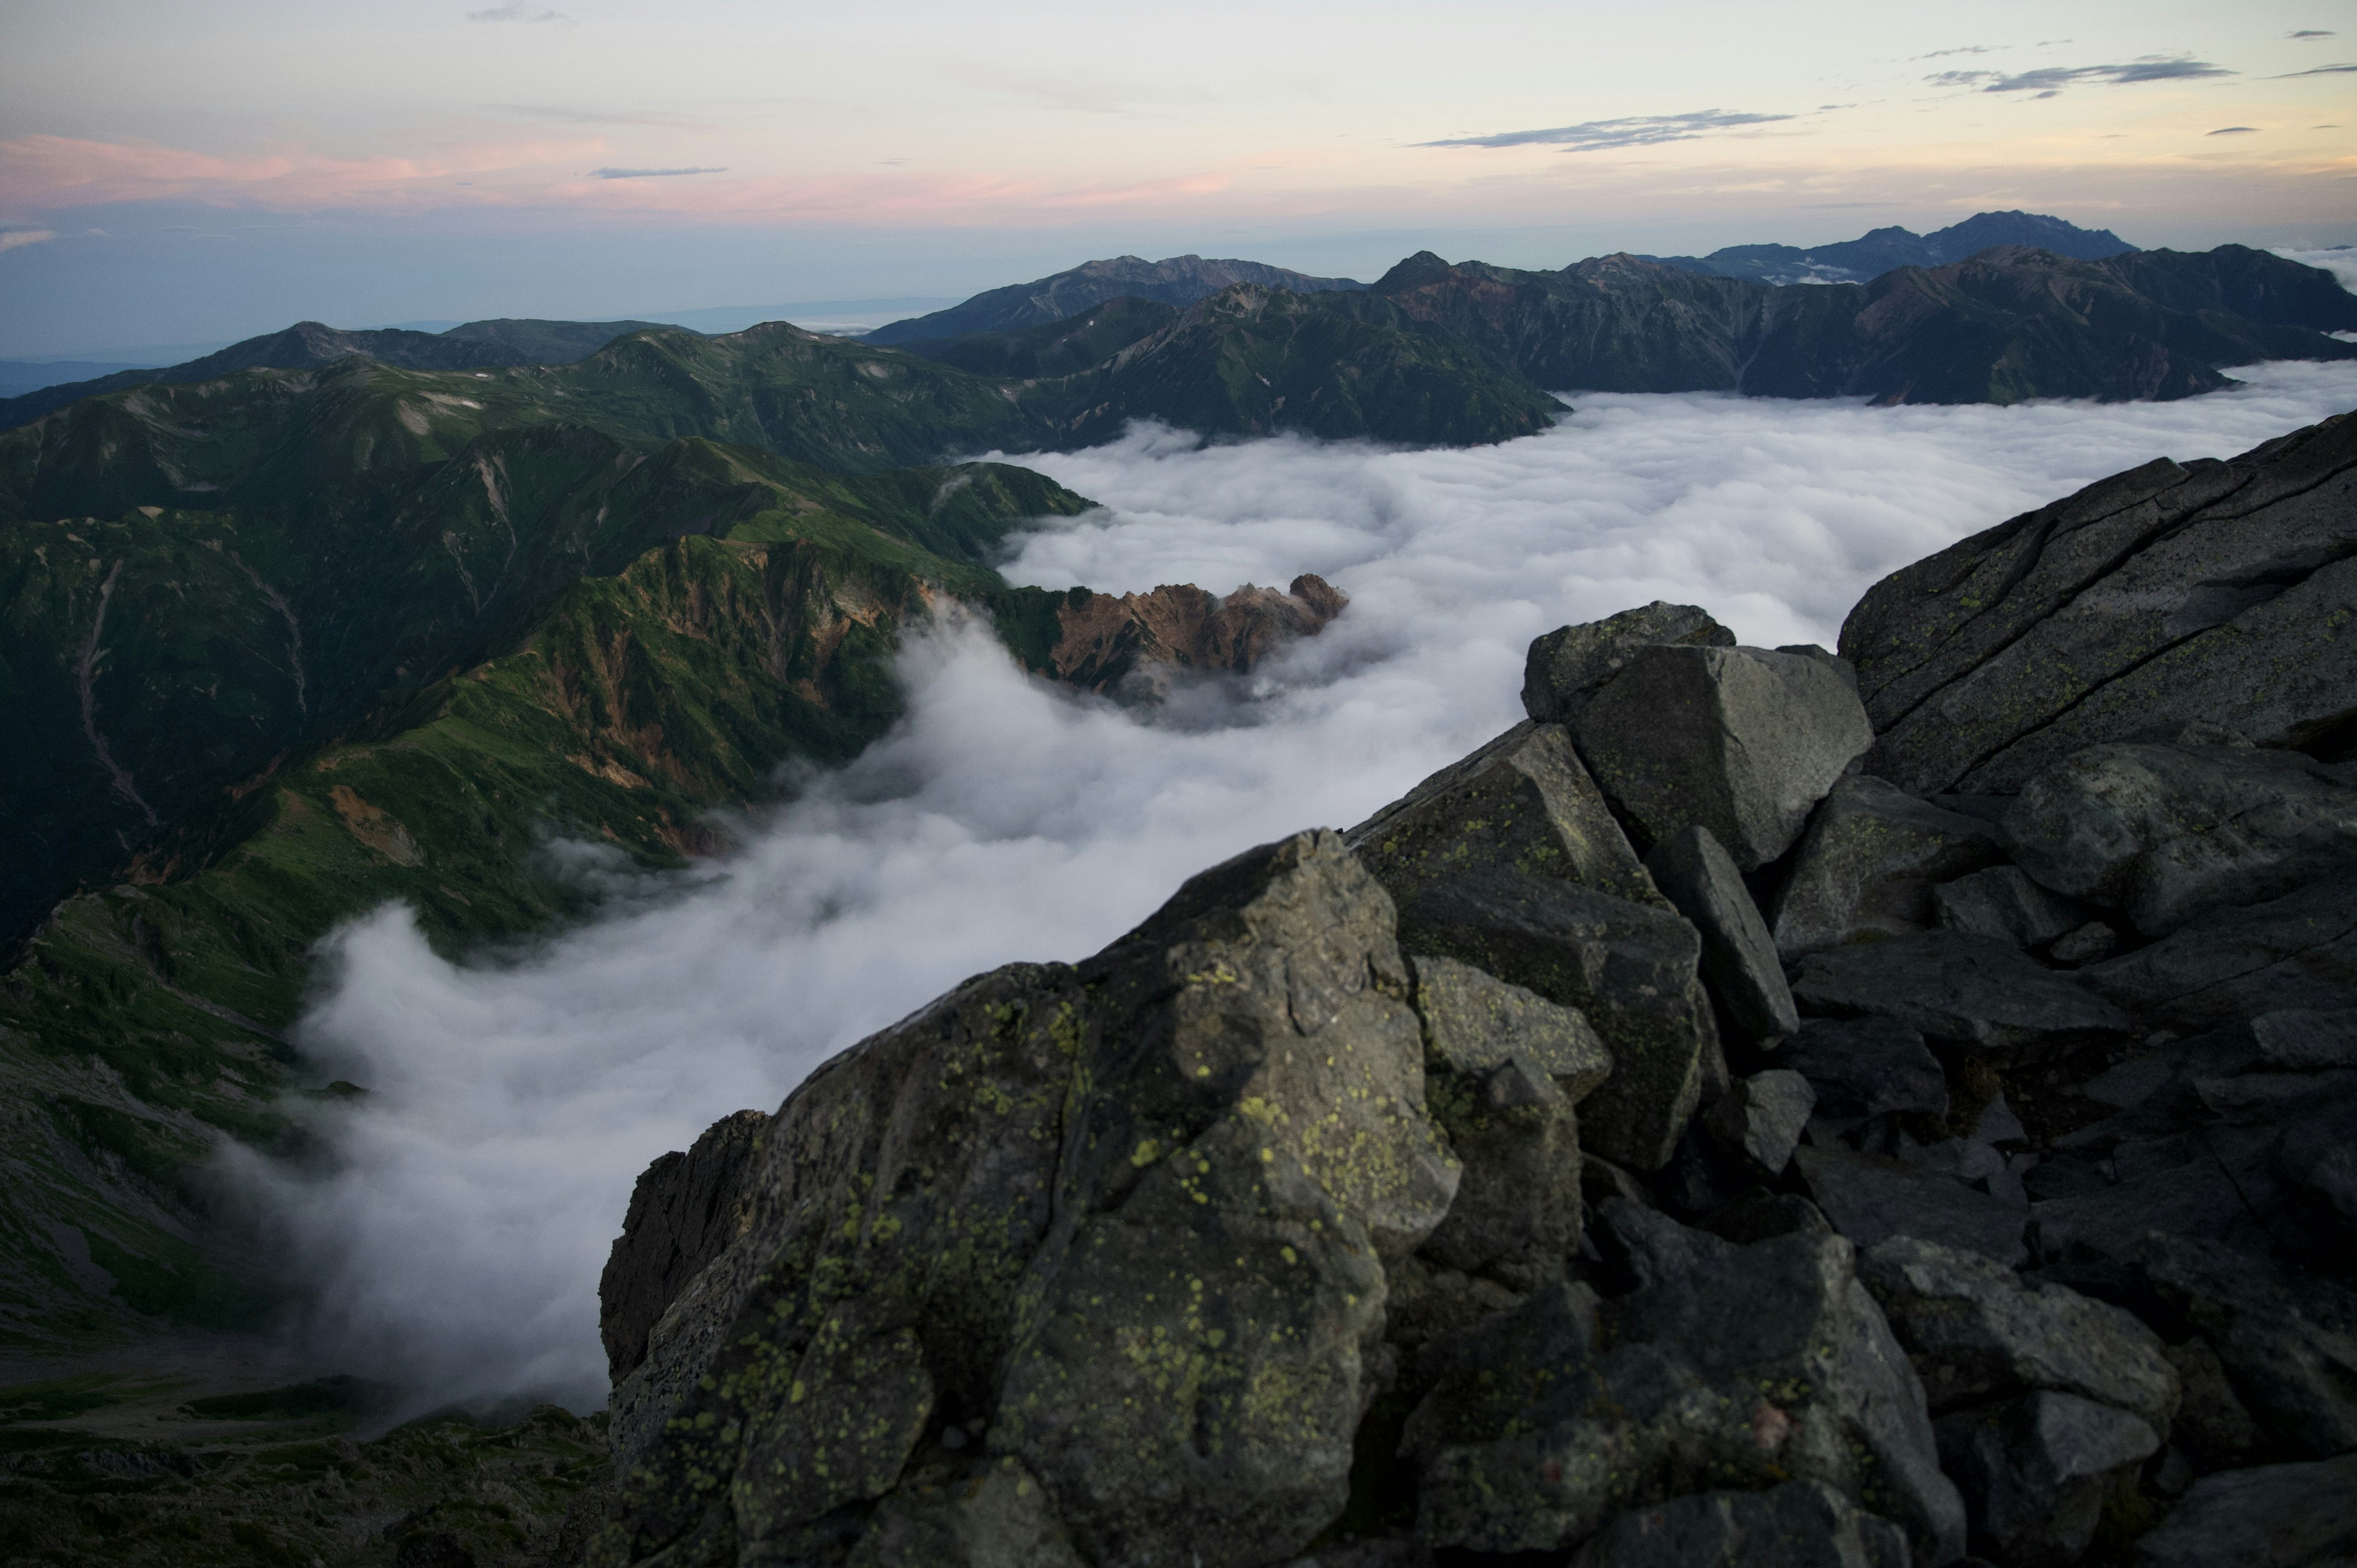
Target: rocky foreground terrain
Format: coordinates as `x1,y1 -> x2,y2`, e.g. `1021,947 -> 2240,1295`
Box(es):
584,409 -> 2357,1568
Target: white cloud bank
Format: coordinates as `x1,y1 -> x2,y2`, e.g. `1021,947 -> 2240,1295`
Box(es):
247,363 -> 2357,1414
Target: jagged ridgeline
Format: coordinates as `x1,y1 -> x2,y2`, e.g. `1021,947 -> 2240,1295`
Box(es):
587,413 -> 2357,1568
0,331 -> 1373,1356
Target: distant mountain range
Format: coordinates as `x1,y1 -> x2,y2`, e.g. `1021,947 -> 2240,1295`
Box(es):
0,317 -> 673,427
1639,209 -> 2137,285
861,254 -> 1368,344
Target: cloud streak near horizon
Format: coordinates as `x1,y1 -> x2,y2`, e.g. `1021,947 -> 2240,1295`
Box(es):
239,362 -> 2357,1415
1929,56 -> 2233,94
1423,109 -> 1796,150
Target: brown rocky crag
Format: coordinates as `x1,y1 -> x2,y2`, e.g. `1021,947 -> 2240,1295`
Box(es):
1034,572 -> 1347,698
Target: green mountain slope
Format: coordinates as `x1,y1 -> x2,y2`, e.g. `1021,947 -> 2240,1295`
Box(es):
1020,284 -> 1566,446
0,446 -> 1092,1348
862,253 -> 1366,344
894,296 -> 1181,378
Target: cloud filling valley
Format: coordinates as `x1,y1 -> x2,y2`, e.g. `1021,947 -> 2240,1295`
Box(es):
244,362 -> 2357,1413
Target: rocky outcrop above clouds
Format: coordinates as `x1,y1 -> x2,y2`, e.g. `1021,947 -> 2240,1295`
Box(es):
598,408 -> 2357,1568
1035,573 -> 1348,698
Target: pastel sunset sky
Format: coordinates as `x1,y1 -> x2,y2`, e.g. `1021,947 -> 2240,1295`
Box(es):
2,0 -> 2351,354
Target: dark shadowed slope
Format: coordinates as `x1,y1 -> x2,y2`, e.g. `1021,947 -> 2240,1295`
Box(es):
1645,209 -> 2138,285
1363,245 -> 2357,403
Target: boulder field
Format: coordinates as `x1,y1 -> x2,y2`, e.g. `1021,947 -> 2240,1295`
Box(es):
589,411 -> 2357,1568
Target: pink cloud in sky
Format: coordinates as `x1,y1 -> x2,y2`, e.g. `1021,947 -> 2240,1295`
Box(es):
0,133 -> 606,209
1,131 -> 1252,228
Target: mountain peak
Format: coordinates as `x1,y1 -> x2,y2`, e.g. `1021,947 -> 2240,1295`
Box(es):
1373,250 -> 1457,293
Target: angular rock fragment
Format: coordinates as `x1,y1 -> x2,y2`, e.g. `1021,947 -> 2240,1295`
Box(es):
1572,644 -> 1874,868
2131,1453 -> 2357,1568
1412,1202 -> 1964,1564
1398,868 -> 1716,1170
1349,719 -> 1661,910
2161,1337 -> 2263,1473
1521,600 -> 1734,725
2047,922 -> 2121,964
1953,1391 -> 2159,1568
1410,953 -> 1612,1093
1570,1481 -> 1912,1568
2003,740 -> 2357,935
1796,1146 -> 2028,1266
1646,824 -> 1799,1042
1412,957 -> 1604,1287
1782,1016 -> 1952,1122
1792,930 -> 2132,1061
1857,1236 -> 2178,1429
1933,866 -> 2088,949
1703,1068 -> 1815,1175
1771,776 -> 2007,959
2083,872 -> 2357,1029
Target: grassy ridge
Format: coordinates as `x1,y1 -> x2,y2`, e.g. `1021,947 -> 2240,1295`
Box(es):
0,389 -> 1093,1346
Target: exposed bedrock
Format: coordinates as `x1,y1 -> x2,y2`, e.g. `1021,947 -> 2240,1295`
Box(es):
597,410 -> 2357,1568
1843,411 -> 2357,796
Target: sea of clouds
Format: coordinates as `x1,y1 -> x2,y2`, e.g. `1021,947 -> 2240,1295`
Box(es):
241,361 -> 2357,1414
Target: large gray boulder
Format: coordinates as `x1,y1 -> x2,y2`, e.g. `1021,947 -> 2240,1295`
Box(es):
1411,955 -> 1609,1288
1569,1481 -> 1913,1568
1772,777 -> 2007,959
2132,1454 -> 2357,1568
1571,644 -> 1875,868
1857,1236 -> 2178,1430
1397,867 -> 1717,1170
1522,601 -> 1735,725
1413,1203 -> 1964,1564
594,831 -> 1460,1568
2083,871 -> 2357,1028
1792,931 -> 2133,1061
1951,1391 -> 2160,1568
1646,824 -> 1800,1042
1349,719 -> 1663,911
1841,412 -> 2357,795
2003,739 -> 2357,936
1703,1068 -> 1815,1175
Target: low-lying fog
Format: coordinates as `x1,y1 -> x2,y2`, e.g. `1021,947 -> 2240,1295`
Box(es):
239,362 -> 2357,1414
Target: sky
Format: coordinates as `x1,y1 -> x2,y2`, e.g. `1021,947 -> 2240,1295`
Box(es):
2,0 -> 2354,354
230,363 -> 2357,1413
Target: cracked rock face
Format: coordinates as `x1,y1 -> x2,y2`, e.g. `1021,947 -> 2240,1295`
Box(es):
1842,411 -> 2357,796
